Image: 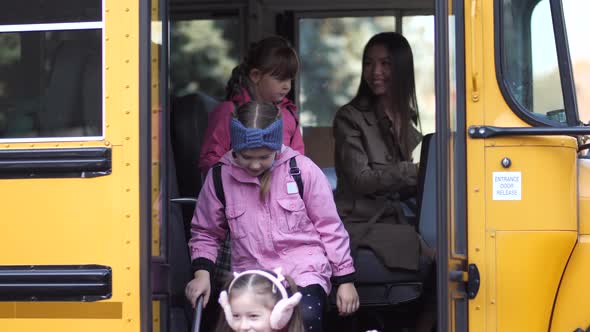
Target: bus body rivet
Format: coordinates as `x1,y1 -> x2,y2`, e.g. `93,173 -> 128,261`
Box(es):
490,234 -> 495,238
126,188 -> 131,192
491,300 -> 495,304
125,137 -> 130,140
126,214 -> 131,218
474,187 -> 479,192
475,305 -> 481,310
475,247 -> 480,252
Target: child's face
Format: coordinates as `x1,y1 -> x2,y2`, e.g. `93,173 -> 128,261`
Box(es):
250,69 -> 292,103
234,148 -> 277,177
230,292 -> 274,332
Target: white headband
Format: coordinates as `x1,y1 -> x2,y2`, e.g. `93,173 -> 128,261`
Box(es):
228,268 -> 288,299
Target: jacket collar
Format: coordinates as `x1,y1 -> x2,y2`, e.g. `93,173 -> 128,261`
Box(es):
219,146 -> 300,185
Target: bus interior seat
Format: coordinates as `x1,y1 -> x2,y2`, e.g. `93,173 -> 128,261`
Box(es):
168,92 -> 220,331
321,167 -> 337,193
40,40 -> 101,136
329,133 -> 437,310
171,92 -> 220,235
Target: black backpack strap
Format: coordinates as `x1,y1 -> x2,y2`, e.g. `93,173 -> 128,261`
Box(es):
212,162 -> 225,207
289,157 -> 304,200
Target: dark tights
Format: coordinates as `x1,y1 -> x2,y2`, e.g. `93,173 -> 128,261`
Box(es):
298,284 -> 326,332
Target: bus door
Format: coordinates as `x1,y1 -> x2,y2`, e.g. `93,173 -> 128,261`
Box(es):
434,0 -> 469,331
0,1 -> 152,331
465,0 -> 590,331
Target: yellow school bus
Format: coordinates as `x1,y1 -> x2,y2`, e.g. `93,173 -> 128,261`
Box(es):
0,0 -> 589,331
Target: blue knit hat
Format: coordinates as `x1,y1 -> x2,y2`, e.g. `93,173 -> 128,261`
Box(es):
230,117 -> 283,152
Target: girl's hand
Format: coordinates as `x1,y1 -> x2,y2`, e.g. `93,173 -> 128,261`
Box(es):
185,270 -> 211,308
336,282 -> 359,316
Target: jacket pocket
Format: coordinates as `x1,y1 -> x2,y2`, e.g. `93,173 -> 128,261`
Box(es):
225,204 -> 247,239
276,197 -> 309,233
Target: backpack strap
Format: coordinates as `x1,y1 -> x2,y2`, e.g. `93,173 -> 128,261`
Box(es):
212,162 -> 226,207
289,157 -> 304,200
286,107 -> 299,146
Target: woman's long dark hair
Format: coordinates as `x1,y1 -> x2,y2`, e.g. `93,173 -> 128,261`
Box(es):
225,36 -> 299,100
353,32 -> 419,159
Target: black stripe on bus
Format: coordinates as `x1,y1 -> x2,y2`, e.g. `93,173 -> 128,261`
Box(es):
0,147 -> 111,178
0,265 -> 111,302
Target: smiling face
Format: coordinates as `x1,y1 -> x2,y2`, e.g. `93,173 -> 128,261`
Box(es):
233,147 -> 277,177
362,44 -> 392,97
230,292 -> 274,332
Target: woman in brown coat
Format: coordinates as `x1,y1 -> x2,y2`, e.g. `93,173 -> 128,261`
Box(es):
332,30 -> 435,332
333,32 -> 423,270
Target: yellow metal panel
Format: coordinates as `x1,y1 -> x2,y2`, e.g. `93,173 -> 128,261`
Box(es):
550,235 -> 590,331
494,231 -> 576,332
485,144 -> 577,231
579,159 -> 590,235
0,0 -> 143,331
153,301 -> 161,332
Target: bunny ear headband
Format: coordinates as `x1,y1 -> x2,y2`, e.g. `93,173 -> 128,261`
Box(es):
218,267 -> 302,330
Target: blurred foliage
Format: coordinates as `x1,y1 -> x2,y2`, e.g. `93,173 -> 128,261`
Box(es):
298,17 -> 396,127
170,19 -> 239,99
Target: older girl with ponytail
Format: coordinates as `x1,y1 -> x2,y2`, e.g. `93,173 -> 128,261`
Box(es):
187,101 -> 358,332
198,36 -> 305,174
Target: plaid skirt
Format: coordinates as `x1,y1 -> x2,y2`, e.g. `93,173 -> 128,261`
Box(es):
213,236 -> 232,286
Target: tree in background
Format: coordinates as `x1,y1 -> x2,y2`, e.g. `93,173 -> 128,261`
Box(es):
170,19 -> 239,100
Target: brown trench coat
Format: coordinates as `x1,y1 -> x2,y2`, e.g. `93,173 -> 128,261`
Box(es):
333,98 -> 423,270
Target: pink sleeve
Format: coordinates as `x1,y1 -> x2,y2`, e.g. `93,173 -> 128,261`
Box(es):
198,102 -> 234,174
188,169 -> 228,262
300,158 -> 355,277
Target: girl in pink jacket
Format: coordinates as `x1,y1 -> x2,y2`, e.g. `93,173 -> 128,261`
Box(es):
198,36 -> 305,174
186,101 -> 358,332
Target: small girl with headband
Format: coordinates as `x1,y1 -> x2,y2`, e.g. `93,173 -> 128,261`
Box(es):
216,269 -> 305,332
187,101 -> 358,332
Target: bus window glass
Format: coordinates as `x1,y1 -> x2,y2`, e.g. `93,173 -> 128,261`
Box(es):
170,19 -> 240,100
500,0 -> 565,124
562,0 -> 590,125
298,16 -> 396,127
531,0 -> 564,121
0,1 -> 101,25
402,15 -> 435,136
0,29 -> 102,139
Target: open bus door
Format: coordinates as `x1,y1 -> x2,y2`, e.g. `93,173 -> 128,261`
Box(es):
434,0 -> 469,331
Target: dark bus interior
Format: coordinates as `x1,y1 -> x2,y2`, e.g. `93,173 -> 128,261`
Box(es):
162,1 -> 438,331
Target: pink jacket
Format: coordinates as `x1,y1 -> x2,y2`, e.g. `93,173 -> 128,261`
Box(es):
189,147 -> 355,293
198,90 -> 305,173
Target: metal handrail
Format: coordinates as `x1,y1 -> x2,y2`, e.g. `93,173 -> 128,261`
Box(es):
192,295 -> 204,332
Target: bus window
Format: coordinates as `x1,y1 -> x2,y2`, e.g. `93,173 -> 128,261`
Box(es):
497,0 -> 588,125
531,0 -> 564,121
0,1 -> 102,140
297,15 -> 395,167
170,18 -> 241,100
402,15 -> 435,161
562,0 -> 590,125
297,16 -> 396,128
